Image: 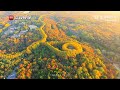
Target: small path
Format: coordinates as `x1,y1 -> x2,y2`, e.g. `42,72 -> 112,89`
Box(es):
0,13 -> 83,59
7,67 -> 18,79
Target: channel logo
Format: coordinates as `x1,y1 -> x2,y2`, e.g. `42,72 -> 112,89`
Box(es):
9,15 -> 14,20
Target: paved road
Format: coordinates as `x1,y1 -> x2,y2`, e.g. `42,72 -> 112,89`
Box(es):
7,71 -> 16,79
7,67 -> 18,79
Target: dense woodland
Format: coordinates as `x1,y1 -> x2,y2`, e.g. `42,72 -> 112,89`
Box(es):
0,11 -> 119,79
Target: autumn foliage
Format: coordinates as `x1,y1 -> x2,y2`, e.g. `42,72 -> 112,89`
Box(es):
0,12 -> 119,79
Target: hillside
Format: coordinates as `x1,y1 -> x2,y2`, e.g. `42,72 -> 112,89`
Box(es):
0,11 -> 119,79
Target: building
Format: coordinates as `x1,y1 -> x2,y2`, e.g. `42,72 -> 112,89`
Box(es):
28,25 -> 38,30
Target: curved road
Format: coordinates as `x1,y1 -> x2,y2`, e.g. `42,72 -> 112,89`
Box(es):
0,13 -> 83,59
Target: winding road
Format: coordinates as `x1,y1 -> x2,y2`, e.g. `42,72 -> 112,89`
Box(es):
0,13 -> 83,59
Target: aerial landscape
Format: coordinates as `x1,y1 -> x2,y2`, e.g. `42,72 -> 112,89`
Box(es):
0,11 -> 120,79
